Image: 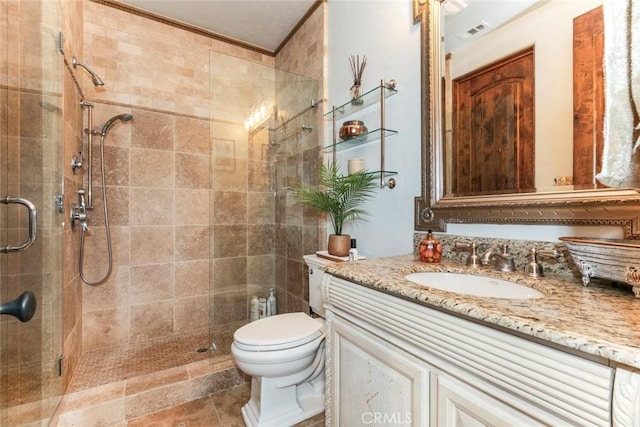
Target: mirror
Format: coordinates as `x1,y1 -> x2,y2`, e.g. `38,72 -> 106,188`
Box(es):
444,0 -> 603,196
413,0 -> 640,238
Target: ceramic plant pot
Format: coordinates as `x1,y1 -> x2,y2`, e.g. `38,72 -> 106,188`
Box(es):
328,234 -> 351,257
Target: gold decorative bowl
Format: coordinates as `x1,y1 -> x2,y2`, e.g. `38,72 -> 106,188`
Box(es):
560,237 -> 640,298
339,120 -> 368,140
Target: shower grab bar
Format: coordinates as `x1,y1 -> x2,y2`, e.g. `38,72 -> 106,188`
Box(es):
0,196 -> 37,253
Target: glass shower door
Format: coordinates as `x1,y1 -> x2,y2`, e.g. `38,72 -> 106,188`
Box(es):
0,0 -> 64,425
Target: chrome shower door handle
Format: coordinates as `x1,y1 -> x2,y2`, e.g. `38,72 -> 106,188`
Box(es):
1,196 -> 37,253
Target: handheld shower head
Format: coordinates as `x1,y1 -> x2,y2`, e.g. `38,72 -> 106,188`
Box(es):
101,114 -> 133,136
72,57 -> 105,87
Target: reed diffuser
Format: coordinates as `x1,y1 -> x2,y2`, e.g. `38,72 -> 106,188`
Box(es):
349,55 -> 367,105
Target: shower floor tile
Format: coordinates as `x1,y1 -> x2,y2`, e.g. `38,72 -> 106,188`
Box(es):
69,327 -> 239,392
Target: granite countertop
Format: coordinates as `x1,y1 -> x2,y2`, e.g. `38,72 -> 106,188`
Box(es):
321,254 -> 640,370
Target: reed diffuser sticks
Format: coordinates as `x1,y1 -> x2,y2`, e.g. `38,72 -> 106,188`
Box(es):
349,54 -> 367,104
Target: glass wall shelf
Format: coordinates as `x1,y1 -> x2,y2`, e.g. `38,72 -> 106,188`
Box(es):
366,170 -> 398,179
324,82 -> 397,120
323,128 -> 397,152
325,78 -> 398,189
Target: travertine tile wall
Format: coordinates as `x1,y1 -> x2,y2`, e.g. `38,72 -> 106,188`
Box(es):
76,0 -> 326,350
79,105 -> 215,349
77,0 -> 274,350
209,51 -> 276,324
61,0 -> 86,391
274,5 -> 326,314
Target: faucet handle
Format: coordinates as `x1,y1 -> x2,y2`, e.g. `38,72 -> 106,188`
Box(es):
454,241 -> 481,268
525,247 -> 559,278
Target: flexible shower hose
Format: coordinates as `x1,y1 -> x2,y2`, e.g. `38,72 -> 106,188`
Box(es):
79,131 -> 113,286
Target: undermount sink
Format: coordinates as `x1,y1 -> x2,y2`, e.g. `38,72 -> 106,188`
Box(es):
404,272 -> 544,299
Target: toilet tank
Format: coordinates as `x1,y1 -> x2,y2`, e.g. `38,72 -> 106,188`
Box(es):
303,254 -> 331,318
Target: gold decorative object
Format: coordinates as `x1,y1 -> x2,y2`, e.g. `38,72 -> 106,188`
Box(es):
560,237 -> 640,298
339,120 -> 368,140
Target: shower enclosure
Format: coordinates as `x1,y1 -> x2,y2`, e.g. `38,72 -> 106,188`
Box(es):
0,0 -> 64,425
209,52 -> 322,341
0,1 -> 322,422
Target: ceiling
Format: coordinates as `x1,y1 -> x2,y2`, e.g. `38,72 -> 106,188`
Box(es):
112,0 -> 541,56
117,0 -> 318,54
444,0 -> 544,52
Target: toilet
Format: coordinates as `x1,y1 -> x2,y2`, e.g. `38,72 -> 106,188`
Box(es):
231,254 -> 330,427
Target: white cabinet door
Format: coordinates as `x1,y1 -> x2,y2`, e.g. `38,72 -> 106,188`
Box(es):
436,373 -> 547,427
329,315 -> 430,427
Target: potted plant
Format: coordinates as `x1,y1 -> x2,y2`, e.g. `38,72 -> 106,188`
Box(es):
292,163 -> 377,257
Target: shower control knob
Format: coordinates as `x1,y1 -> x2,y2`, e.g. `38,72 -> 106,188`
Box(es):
71,210 -> 87,222
70,207 -> 88,231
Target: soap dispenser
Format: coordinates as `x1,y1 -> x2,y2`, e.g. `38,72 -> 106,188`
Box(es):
418,230 -> 442,263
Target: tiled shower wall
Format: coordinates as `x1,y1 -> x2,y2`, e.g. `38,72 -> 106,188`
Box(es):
61,0 -> 85,390
79,106 -> 213,349
274,6 -> 327,314
73,1 -> 326,353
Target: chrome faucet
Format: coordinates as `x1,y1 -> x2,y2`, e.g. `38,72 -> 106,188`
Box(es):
524,247 -> 560,278
482,244 -> 516,272
454,241 -> 482,268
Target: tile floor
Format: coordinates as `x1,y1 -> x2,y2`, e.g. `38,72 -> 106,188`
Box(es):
126,383 -> 325,427
56,324 -> 325,426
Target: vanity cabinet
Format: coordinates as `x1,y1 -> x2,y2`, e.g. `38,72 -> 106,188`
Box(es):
323,275 -> 617,426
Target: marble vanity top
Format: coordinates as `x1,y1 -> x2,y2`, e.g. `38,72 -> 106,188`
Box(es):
321,255 -> 640,370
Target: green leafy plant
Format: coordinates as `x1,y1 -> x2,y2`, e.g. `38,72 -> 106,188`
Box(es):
292,163 -> 377,235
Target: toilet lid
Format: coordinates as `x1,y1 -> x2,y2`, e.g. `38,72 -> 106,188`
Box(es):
234,312 -> 324,351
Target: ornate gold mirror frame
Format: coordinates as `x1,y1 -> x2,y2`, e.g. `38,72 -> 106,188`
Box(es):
413,0 -> 640,238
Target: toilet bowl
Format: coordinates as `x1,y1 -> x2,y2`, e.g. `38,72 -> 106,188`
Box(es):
231,255 -> 329,427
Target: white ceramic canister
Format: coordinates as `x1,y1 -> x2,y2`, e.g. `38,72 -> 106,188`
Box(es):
250,296 -> 260,321
348,158 -> 366,174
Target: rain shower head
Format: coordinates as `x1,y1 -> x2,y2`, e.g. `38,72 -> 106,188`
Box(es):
72,57 -> 105,87
100,114 -> 133,136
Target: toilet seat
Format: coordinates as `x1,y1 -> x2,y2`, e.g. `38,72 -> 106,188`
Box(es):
233,312 -> 324,352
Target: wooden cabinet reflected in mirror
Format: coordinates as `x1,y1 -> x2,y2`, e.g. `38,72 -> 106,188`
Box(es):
573,5 -> 604,189
448,47 -> 534,196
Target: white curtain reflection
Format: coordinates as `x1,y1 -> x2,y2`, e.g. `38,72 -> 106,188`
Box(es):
597,0 -> 640,187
